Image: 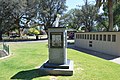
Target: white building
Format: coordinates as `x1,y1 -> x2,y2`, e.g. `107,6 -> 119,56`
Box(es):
75,32 -> 120,56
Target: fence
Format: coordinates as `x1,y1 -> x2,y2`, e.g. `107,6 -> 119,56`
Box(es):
3,43 -> 9,54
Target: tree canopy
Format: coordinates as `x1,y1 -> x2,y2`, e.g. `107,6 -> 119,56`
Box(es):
0,0 -> 67,40
63,1 -> 98,32
1,0 -> 120,41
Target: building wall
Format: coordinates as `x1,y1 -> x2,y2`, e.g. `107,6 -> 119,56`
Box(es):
75,32 -> 120,56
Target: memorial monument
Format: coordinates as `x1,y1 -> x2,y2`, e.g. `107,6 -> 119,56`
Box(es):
40,14 -> 73,76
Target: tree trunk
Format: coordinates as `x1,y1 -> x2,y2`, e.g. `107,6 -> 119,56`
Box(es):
108,0 -> 113,31
15,19 -> 21,37
85,20 -> 89,32
7,32 -> 10,37
36,35 -> 39,40
0,31 -> 2,41
18,28 -> 21,37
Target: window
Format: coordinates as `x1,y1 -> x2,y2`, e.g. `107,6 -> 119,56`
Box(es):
81,34 -> 83,39
96,34 -> 98,40
89,44 -> 92,47
103,35 -> 106,41
89,41 -> 92,43
87,34 -> 89,39
81,34 -> 84,39
112,35 -> 116,42
90,34 -> 92,40
76,34 -> 78,39
100,35 -> 102,41
79,34 -> 81,39
85,34 -> 86,39
93,34 -> 95,40
83,34 -> 84,39
108,35 -> 111,41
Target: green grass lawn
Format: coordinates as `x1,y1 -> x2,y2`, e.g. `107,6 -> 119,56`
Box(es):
0,42 -> 120,80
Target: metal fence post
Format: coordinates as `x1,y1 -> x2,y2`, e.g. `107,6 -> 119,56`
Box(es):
2,43 -> 10,54
8,45 -> 9,54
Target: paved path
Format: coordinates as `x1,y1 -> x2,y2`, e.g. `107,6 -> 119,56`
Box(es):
0,40 -> 48,44
0,40 -> 74,44
110,58 -> 120,64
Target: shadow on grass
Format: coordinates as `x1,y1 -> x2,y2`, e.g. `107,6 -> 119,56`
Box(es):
68,44 -> 120,60
11,69 -> 48,79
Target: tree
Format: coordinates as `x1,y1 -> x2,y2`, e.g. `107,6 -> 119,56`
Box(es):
0,0 -> 67,40
95,0 -> 120,31
108,0 -> 113,31
12,0 -> 38,36
11,0 -> 26,36
0,0 -> 16,40
28,27 -> 40,40
79,1 -> 98,32
62,1 -> 98,32
0,0 -> 37,40
95,13 -> 109,31
95,2 -> 109,31
37,0 -> 67,30
61,9 -> 81,30
113,1 -> 120,28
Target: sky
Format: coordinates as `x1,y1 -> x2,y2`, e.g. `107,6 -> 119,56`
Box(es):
66,0 -> 96,10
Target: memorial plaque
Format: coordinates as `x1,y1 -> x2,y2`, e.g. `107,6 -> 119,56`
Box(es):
50,32 -> 63,48
40,26 -> 73,76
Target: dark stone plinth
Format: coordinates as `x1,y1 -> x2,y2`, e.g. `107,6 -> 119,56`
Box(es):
44,60 -> 71,69
39,59 -> 73,76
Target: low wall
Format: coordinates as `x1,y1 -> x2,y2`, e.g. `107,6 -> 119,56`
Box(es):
75,32 -> 120,56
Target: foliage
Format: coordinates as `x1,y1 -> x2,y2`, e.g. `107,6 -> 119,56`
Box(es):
63,1 -> 98,32
62,9 -> 81,30
28,28 -> 40,35
0,0 -> 27,40
0,0 -> 67,40
0,0 -> 16,40
95,13 -> 109,31
95,0 -> 120,31
79,3 -> 98,32
37,0 -> 67,30
0,42 -> 120,80
113,2 -> 120,28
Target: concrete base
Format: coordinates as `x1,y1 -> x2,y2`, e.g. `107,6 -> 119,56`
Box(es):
39,59 -> 73,76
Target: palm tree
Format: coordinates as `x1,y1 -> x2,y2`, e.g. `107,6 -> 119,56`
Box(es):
108,0 -> 113,31
96,0 -> 113,31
